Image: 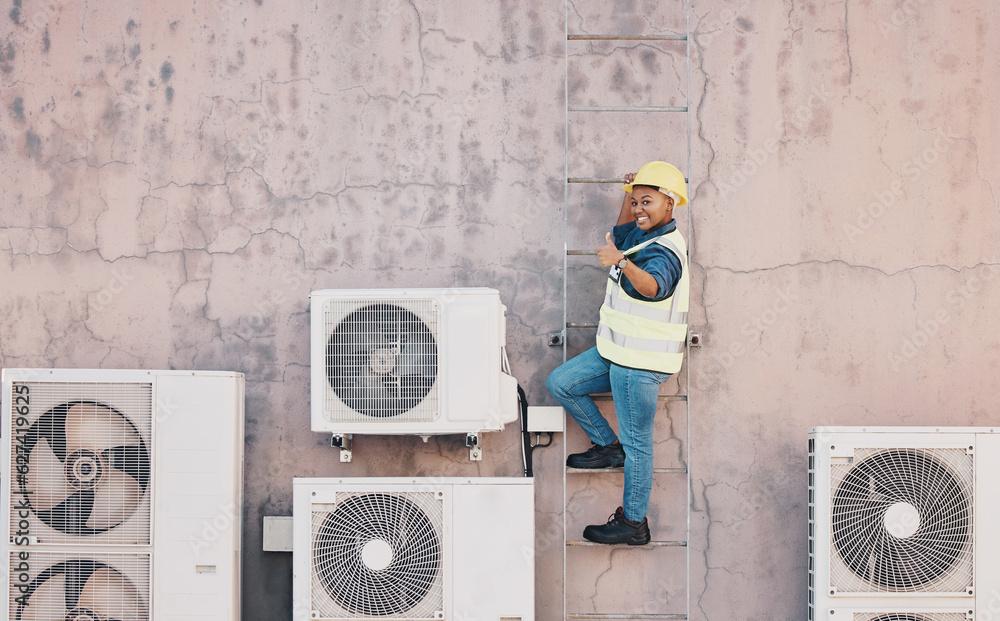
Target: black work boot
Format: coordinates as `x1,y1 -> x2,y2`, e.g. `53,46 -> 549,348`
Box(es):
583,506 -> 651,545
566,442 -> 626,468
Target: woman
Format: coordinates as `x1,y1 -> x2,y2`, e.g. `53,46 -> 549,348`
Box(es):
546,161 -> 689,545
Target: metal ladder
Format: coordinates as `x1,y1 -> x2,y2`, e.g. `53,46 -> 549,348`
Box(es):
561,1 -> 691,619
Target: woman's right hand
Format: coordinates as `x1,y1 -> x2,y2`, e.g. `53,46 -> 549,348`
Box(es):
615,171 -> 640,226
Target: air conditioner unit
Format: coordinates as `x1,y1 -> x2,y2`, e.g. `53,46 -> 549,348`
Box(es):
1,368 -> 244,621
292,477 -> 534,621
808,427 -> 1000,621
839,614 -> 973,621
309,288 -> 519,459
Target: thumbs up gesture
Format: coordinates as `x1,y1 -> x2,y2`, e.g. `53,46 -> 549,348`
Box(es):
597,232 -> 626,267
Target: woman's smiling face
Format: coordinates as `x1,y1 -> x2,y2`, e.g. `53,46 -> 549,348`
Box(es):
629,185 -> 675,230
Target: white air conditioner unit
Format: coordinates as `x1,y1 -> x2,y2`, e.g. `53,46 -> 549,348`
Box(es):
309,288 -> 518,459
837,614 -> 973,621
1,368 -> 244,621
292,477 -> 534,621
808,427 -> 1000,621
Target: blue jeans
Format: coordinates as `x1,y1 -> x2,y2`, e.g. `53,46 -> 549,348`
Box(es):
546,346 -> 671,523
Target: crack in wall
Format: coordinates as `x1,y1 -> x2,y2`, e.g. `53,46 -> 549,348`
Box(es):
843,0 -> 853,86
699,259 -> 1000,278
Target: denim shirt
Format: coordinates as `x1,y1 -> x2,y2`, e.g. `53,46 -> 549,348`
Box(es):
611,219 -> 683,303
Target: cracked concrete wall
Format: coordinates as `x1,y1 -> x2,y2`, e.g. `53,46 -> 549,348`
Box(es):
688,1 -> 1000,620
1,1 -> 564,619
1,0 -> 998,620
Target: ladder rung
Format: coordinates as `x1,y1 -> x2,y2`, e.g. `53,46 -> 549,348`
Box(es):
569,177 -> 623,184
567,540 -> 686,547
568,177 -> 690,184
557,392 -> 686,401
568,34 -> 687,41
568,615 -> 687,620
570,105 -> 687,112
567,467 -> 687,474
593,394 -> 687,402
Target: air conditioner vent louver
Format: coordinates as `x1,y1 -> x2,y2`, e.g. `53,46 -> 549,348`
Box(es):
3,369 -> 245,621
23,400 -> 151,537
310,288 -> 518,442
9,382 -> 153,546
310,491 -> 444,620
8,553 -> 150,621
294,478 -> 534,621
325,301 -> 439,421
831,448 -> 973,593
808,427 -> 1000,619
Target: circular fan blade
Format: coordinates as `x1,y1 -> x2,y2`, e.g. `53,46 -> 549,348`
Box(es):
61,559 -> 101,611
353,369 -> 432,418
338,369 -> 412,419
332,333 -> 391,359
314,493 -> 441,617
394,340 -> 437,378
104,445 -> 152,490
26,437 -> 76,512
327,303 -> 438,418
78,567 -> 148,621
35,491 -> 96,536
88,469 -> 143,531
65,403 -> 141,455
15,559 -> 100,620
18,572 -> 67,621
831,449 -> 971,590
21,401 -> 151,535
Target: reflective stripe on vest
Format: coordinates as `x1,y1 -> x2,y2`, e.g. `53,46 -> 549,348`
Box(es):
596,229 -> 689,374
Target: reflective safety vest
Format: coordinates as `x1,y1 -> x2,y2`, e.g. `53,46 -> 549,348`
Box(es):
596,229 -> 689,374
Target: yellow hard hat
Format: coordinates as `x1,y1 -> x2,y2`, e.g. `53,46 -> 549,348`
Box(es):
621,161 -> 688,207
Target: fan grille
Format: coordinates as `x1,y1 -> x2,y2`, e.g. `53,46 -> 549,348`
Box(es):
8,552 -> 150,621
324,300 -> 439,422
830,447 -> 973,594
854,614 -> 970,621
310,491 -> 444,620
7,382 -> 153,546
